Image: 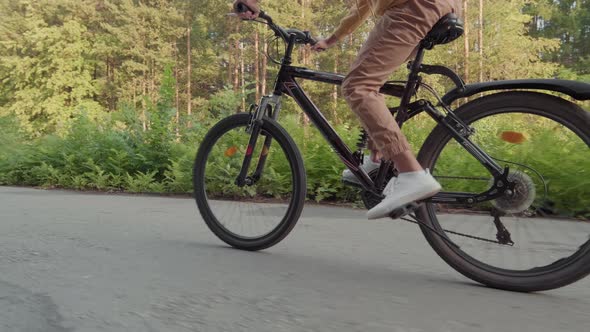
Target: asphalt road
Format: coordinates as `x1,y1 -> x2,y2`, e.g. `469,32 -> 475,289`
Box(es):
1,186 -> 589,332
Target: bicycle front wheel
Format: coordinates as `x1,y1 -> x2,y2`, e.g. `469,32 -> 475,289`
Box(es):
193,113 -> 306,251
417,92 -> 590,291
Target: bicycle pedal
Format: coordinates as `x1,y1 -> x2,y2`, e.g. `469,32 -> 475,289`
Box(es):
389,202 -> 421,219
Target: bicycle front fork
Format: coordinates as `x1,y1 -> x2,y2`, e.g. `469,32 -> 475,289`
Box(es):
235,95 -> 282,187
235,118 -> 264,187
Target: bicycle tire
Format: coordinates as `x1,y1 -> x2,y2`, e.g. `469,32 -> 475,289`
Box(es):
193,113 -> 306,251
416,91 -> 590,292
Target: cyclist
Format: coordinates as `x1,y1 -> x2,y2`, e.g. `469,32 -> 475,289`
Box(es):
233,0 -> 461,219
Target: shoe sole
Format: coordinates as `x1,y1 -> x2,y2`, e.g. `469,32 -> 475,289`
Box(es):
367,187 -> 441,220
389,202 -> 421,219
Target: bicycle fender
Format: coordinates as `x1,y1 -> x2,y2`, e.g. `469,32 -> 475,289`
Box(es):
442,79 -> 590,104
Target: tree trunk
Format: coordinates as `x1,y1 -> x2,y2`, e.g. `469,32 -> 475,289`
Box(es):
175,53 -> 180,139
228,42 -> 233,88
478,0 -> 484,83
186,26 -> 192,123
233,26 -> 240,93
228,22 -> 234,90
110,57 -> 117,111
234,40 -> 240,91
142,78 -> 147,132
332,57 -> 339,124
240,41 -> 246,112
261,39 -> 268,96
301,0 -> 309,65
454,40 -> 460,80
301,0 -> 305,19
150,59 -> 156,104
132,80 -> 137,111
105,58 -> 111,110
254,28 -> 260,101
463,0 -> 469,83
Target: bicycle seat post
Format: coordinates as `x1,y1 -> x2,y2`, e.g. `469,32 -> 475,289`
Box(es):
397,46 -> 427,125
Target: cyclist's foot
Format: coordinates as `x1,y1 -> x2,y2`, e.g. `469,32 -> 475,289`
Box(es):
342,156 -> 381,185
367,169 -> 441,220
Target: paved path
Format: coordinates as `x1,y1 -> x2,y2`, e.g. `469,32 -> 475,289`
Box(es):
0,186 -> 588,332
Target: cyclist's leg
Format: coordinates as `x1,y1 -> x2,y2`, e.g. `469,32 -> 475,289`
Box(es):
342,0 -> 457,218
343,0 -> 457,169
366,139 -> 382,163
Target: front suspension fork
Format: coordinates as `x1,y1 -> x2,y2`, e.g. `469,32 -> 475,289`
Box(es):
235,97 -> 280,187
236,121 -> 275,187
251,132 -> 273,183
235,119 -> 263,187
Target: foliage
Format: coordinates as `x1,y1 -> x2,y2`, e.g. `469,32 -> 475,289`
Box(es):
2,107 -> 589,216
527,0 -> 590,78
0,0 -> 588,213
0,0 -> 571,135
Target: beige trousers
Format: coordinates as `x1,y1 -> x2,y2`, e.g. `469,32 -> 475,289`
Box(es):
342,0 -> 460,161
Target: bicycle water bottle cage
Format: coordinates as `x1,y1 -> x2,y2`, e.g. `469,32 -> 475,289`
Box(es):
421,13 -> 464,50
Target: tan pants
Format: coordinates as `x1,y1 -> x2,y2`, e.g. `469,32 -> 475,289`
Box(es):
342,0 -> 460,161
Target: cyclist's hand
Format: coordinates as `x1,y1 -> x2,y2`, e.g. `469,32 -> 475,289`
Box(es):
311,36 -> 337,52
233,0 -> 260,20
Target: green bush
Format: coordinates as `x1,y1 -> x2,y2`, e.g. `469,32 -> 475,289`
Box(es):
1,106 -> 589,217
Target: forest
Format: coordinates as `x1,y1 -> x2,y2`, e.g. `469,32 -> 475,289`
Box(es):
0,0 -> 589,203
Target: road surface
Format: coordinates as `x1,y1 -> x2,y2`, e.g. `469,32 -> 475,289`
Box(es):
0,186 -> 588,332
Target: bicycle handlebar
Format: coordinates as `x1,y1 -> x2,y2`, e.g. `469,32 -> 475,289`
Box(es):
235,3 -> 317,46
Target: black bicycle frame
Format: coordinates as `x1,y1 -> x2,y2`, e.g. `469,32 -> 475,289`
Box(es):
239,34 -> 508,204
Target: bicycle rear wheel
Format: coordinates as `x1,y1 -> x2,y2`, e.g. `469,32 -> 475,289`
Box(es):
417,92 -> 590,291
193,113 -> 306,251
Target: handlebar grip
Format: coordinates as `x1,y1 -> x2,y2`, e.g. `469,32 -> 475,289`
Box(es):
236,2 -> 269,21
258,10 -> 270,21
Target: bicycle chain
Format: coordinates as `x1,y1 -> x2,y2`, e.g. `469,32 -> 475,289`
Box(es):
400,214 -> 508,246
368,172 -> 509,245
402,176 -> 515,245
434,175 -> 490,181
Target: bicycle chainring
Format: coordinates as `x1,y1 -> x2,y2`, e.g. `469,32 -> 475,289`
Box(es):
360,168 -> 397,210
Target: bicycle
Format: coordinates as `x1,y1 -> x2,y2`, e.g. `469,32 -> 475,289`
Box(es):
193,6 -> 590,292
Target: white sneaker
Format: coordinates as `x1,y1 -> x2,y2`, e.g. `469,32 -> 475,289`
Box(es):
367,169 -> 441,220
342,156 -> 381,185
